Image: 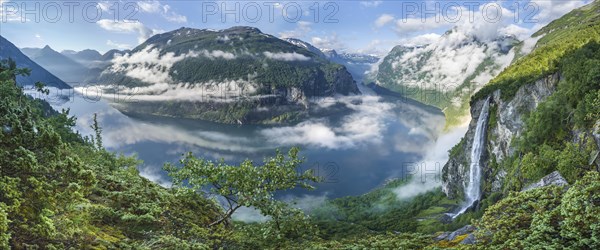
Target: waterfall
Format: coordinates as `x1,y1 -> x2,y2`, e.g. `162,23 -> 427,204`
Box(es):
453,97 -> 491,218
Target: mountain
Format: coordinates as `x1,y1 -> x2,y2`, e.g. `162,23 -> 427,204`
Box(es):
283,38 -> 380,82
61,49 -> 103,67
283,38 -> 327,58
0,36 -> 70,89
283,38 -> 380,83
322,49 -> 380,82
96,26 -> 359,124
20,47 -> 42,58
21,45 -> 89,83
324,48 -> 382,63
370,29 -> 519,127
443,0 -> 600,217
100,49 -> 131,61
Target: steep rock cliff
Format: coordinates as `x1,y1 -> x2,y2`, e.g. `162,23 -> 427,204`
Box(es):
442,73 -> 559,199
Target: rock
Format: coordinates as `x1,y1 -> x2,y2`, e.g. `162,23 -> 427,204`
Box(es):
593,120 -> 600,153
442,73 -> 559,198
447,225 -> 475,241
434,232 -> 451,241
460,234 -> 476,244
522,171 -> 569,191
491,169 -> 507,192
439,213 -> 454,224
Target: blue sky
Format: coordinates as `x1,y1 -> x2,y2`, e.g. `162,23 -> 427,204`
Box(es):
0,0 -> 591,55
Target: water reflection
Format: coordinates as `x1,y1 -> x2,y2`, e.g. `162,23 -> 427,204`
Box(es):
25,87 -> 445,198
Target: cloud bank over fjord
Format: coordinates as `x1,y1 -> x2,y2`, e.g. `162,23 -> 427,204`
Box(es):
393,126 -> 468,200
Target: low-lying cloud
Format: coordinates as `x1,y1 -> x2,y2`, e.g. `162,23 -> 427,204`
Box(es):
260,95 -> 393,149
393,126 -> 468,199
263,51 -> 311,61
106,46 -> 237,86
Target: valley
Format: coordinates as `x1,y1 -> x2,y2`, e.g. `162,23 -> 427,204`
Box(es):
1,0 -> 599,249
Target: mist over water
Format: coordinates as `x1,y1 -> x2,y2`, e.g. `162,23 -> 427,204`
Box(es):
25,87 -> 447,200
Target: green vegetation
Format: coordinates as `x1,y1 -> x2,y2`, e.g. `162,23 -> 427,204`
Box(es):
475,172 -> 600,249
165,148 -> 318,231
0,62 -> 458,249
473,0 -> 600,102
373,38 -> 514,129
455,3 -> 600,248
98,27 -> 358,124
309,179 -> 466,238
0,61 -> 227,248
3,2 -> 600,247
499,41 -> 600,190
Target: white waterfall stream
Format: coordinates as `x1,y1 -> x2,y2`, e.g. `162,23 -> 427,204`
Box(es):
453,97 -> 491,218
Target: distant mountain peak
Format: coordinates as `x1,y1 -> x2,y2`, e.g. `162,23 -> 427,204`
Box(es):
283,38 -> 327,59
0,35 -> 70,88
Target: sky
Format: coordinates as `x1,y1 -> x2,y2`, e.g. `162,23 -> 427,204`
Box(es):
0,0 -> 592,55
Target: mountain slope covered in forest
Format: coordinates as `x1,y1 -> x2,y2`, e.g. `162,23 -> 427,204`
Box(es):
370,27 -> 519,127
96,27 -> 359,124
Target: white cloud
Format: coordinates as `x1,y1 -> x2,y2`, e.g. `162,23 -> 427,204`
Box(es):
311,34 -> 345,50
393,126 -> 468,200
354,39 -> 399,57
521,35 -> 543,55
96,1 -> 111,12
263,51 -> 310,61
70,105 -> 264,152
499,24 -> 531,40
260,95 -> 393,149
195,49 -> 236,60
96,19 -> 156,44
360,1 -> 382,7
162,5 -> 187,23
394,15 -> 452,35
530,0 -> 587,27
261,122 -> 340,148
400,33 -> 441,46
106,46 -> 237,86
232,206 -> 269,223
137,0 -> 187,23
390,2 -> 537,39
279,21 -> 312,39
137,0 -> 162,13
283,194 -> 329,213
107,46 -> 182,84
375,14 -> 394,28
138,165 -> 172,187
378,3 -> 528,94
106,40 -> 132,50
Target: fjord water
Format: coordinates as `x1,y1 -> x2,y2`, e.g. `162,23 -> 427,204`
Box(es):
27,87 -> 445,199
453,97 -> 491,218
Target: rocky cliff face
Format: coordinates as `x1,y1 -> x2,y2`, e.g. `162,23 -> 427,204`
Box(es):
442,73 -> 560,199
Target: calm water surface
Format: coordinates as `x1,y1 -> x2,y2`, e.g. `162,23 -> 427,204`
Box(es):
28,86 -> 445,199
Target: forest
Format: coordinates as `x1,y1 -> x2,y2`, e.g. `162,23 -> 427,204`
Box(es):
2,54 -> 600,249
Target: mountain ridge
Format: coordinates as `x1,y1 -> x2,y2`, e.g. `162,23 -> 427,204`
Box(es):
0,36 -> 70,89
95,26 -> 360,124
370,26 -> 520,128
20,45 -> 89,83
